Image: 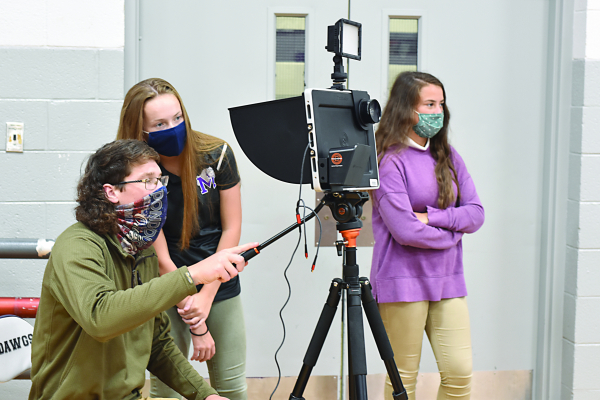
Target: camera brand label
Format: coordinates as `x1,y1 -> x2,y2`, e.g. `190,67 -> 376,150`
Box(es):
331,153 -> 343,165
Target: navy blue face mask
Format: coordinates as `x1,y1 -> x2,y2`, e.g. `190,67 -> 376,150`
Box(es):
146,122 -> 187,157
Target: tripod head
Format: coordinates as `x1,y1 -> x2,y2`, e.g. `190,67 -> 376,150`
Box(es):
238,190 -> 370,263
318,191 -> 369,256
320,191 -> 369,231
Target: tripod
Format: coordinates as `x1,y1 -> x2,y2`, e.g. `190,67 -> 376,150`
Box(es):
288,192 -> 408,400
239,191 -> 408,400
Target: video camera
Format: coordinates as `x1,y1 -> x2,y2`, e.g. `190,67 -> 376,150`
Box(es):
229,18 -> 381,194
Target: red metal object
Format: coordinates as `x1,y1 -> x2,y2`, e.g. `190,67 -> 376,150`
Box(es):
340,228 -> 361,248
0,297 -> 39,318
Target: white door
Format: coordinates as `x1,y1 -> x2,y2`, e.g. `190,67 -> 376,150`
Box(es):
128,0 -> 549,393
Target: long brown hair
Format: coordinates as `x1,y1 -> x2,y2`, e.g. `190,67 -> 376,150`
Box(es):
375,71 -> 460,209
76,140 -> 160,235
116,78 -> 225,249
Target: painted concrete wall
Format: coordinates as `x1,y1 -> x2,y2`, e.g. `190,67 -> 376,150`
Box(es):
133,0 -> 550,386
0,0 -> 124,397
562,1 -> 600,399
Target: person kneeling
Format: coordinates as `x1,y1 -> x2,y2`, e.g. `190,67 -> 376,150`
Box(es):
28,139 -> 257,400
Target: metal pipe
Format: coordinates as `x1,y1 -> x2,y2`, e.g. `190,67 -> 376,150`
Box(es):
0,238 -> 54,259
0,297 -> 39,318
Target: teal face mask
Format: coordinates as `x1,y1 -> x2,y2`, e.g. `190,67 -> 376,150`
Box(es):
413,111 -> 444,139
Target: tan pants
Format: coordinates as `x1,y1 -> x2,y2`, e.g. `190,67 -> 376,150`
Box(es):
150,295 -> 247,400
379,297 -> 472,400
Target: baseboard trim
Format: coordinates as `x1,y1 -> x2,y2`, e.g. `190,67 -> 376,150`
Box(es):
143,369 -> 532,400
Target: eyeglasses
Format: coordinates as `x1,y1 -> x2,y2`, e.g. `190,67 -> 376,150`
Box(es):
115,176 -> 169,190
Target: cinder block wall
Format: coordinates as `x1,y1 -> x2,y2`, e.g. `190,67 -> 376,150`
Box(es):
562,1 -> 600,399
0,1 -> 124,396
1,1 -> 599,399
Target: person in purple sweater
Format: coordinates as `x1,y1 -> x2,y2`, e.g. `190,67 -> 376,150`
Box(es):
371,71 -> 484,400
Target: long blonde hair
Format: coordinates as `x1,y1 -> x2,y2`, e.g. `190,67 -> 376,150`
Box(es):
375,71 -> 460,209
116,78 -> 225,249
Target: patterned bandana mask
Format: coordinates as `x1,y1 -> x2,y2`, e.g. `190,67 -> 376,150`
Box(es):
115,186 -> 168,255
413,111 -> 444,139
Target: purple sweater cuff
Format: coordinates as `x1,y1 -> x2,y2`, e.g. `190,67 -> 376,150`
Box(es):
426,205 -> 448,229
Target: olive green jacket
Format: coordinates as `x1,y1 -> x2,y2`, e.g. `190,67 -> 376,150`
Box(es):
29,222 -> 216,400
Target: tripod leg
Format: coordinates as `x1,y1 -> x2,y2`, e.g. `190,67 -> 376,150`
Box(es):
290,278 -> 343,400
360,278 -> 408,400
343,245 -> 368,400
346,278 -> 368,400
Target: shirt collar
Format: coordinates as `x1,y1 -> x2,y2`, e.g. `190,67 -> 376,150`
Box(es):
406,136 -> 430,151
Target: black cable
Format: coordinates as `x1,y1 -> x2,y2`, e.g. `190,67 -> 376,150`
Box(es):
303,200 -> 308,259
298,205 -> 322,271
297,143 -> 310,204
269,226 -> 302,400
297,198 -> 308,259
296,143 -> 311,259
270,143 -> 322,400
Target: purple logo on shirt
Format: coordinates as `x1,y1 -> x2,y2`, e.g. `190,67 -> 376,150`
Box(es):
197,167 -> 216,195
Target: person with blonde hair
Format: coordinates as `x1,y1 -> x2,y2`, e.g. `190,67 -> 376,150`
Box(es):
370,71 -> 485,399
117,78 -> 246,400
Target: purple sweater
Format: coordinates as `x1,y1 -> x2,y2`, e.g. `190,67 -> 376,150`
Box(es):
370,145 -> 484,303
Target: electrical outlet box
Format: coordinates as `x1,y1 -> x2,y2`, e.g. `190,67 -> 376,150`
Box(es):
6,122 -> 24,152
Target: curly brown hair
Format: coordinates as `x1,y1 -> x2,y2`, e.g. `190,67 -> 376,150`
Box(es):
75,139 -> 160,235
376,71 -> 460,209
